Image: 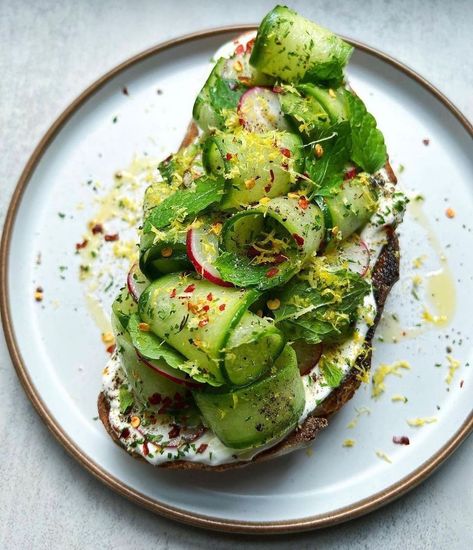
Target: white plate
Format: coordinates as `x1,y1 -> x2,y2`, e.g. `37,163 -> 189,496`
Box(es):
1,28 -> 472,533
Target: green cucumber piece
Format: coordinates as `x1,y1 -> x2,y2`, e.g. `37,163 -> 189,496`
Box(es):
112,314 -> 186,404
139,230 -> 191,280
215,196 -> 325,290
324,173 -> 378,240
142,174 -> 225,233
193,345 -> 305,449
138,274 -> 260,386
157,143 -> 199,186
202,130 -> 304,210
223,311 -> 285,386
279,89 -> 331,138
250,6 -> 353,84
298,84 -> 348,124
112,287 -> 138,330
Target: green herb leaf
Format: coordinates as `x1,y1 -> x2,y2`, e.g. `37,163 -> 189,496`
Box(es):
320,358 -> 344,387
305,121 -> 352,194
274,267 -> 370,344
143,175 -> 225,232
346,92 -> 387,173
119,385 -> 134,414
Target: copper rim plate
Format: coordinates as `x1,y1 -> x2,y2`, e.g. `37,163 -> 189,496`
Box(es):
1,26 -> 472,533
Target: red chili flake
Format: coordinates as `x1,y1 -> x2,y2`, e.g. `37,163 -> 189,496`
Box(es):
292,233 -> 305,247
202,305 -> 210,312
392,436 -> 410,445
298,196 -> 309,209
219,303 -> 226,311
106,344 -> 116,354
272,85 -> 284,94
196,443 -> 208,454
344,167 -> 357,181
422,138 -> 430,146
148,393 -> 162,405
247,245 -> 260,258
235,43 -> 245,55
75,239 -> 88,250
169,288 -> 176,298
91,223 -> 103,234
245,38 -> 255,53
142,441 -> 150,456
206,292 -> 213,301
198,319 -> 209,328
120,428 -> 130,439
269,169 -> 275,183
266,267 -> 279,278
225,153 -> 233,161
238,76 -> 251,85
273,254 -> 289,264
280,147 -> 291,158
460,380 -> 464,388
264,184 -> 272,193
184,283 -> 196,293
104,233 -> 119,242
122,86 -> 129,96
168,425 -> 181,439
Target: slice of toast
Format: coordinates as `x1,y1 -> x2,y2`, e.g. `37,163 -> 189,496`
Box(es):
98,123 -> 400,471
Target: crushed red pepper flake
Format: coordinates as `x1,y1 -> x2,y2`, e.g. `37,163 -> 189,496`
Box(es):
246,38 -> 255,53
106,344 -> 116,354
280,147 -> 291,158
272,85 -> 284,94
148,393 -> 162,405
445,207 -> 456,219
91,223 -> 103,235
344,167 -> 357,180
206,292 -> 213,301
235,43 -> 244,55
142,441 -> 149,456
104,233 -> 119,242
184,283 -> 196,293
196,443 -> 208,454
269,169 -> 275,183
170,288 -> 177,298
460,379 -> 464,388
298,196 -> 309,209
292,233 -> 305,246
392,435 -> 410,445
225,152 -> 233,161
198,319 -> 209,328
76,239 -> 88,250
120,428 -> 130,439
219,303 -> 226,311
168,425 -> 181,439
422,138 -> 430,146
266,267 -> 279,278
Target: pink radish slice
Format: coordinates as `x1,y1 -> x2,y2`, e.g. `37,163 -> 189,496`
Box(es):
337,236 -> 371,277
237,87 -> 288,133
137,352 -> 203,390
127,263 -> 149,302
292,341 -> 323,376
186,227 -> 233,287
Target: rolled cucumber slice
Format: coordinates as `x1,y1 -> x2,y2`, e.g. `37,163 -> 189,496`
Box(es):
138,274 -> 260,386
325,173 -> 378,241
193,345 -> 305,449
215,195 -> 325,290
139,229 -> 191,280
202,129 -> 303,210
298,84 -> 348,123
250,6 -> 353,83
224,311 -> 285,386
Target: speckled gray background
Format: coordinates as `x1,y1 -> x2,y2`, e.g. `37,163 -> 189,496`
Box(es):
0,1 -> 472,548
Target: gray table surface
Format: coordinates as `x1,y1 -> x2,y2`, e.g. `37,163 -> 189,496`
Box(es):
1,1 -> 471,548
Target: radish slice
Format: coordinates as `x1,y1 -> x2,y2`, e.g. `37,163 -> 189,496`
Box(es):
336,235 -> 371,277
237,87 -> 289,133
137,352 -> 203,389
127,263 -> 149,302
292,341 -> 323,376
186,227 -> 233,287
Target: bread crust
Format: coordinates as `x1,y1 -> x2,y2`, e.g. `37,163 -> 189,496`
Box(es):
98,122 -> 400,471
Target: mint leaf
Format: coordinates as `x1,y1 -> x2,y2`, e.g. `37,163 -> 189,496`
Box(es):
305,121 -> 352,194
210,74 -> 244,113
346,92 -> 387,173
320,358 -> 344,387
143,175 -> 225,232
214,251 -> 298,291
119,385 -> 134,414
274,268 -> 370,344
